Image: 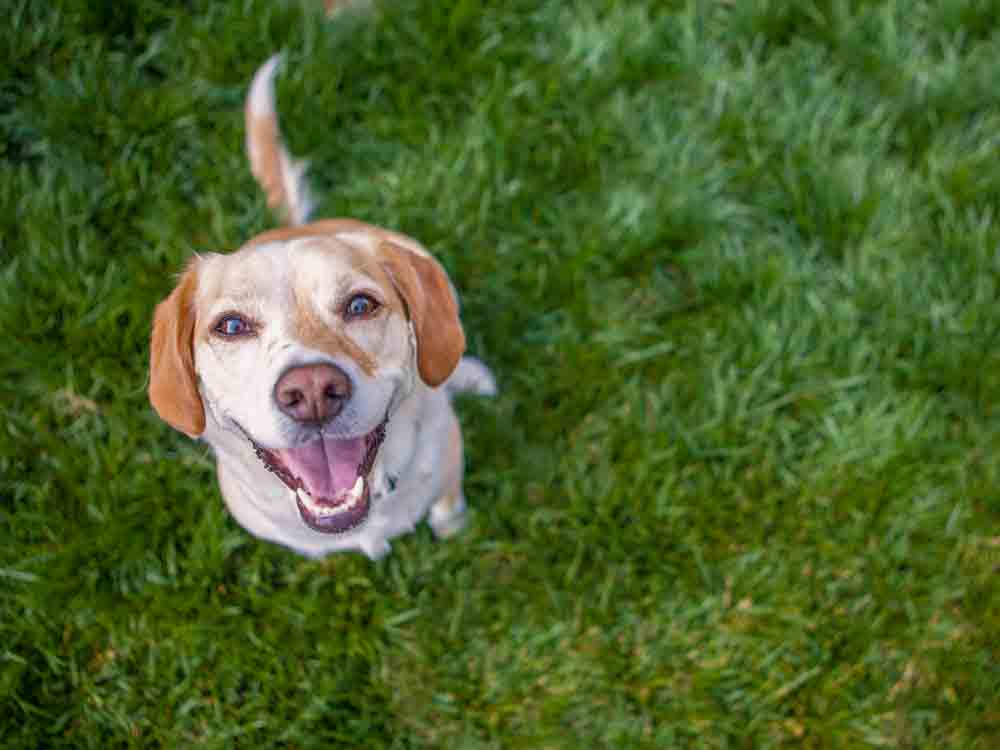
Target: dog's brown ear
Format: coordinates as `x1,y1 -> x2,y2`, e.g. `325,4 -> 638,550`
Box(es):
377,241 -> 466,387
149,261 -> 205,436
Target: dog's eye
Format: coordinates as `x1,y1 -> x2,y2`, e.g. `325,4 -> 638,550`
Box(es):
345,294 -> 379,320
213,314 -> 253,337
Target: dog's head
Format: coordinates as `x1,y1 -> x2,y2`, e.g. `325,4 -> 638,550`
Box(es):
149,221 -> 465,536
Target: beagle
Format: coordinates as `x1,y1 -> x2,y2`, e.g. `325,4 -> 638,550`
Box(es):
148,56 -> 495,559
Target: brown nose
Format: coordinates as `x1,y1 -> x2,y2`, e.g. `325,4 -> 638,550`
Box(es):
274,363 -> 352,424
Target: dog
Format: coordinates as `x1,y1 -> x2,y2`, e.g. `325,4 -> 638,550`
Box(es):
148,56 -> 495,559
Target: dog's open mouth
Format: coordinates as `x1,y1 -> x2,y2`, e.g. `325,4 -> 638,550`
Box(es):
249,418 -> 387,534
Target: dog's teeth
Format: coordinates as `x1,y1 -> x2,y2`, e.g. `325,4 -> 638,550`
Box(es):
296,479 -> 365,519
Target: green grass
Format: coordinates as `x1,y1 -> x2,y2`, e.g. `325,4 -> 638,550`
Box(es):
2,0 -> 999,746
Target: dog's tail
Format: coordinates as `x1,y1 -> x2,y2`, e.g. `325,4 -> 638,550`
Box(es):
445,356 -> 498,398
245,55 -> 315,226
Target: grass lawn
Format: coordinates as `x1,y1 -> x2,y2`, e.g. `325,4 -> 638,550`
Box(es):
2,0 -> 999,746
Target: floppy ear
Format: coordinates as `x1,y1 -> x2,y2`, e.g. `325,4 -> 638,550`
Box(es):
377,241 -> 466,387
149,260 -> 206,437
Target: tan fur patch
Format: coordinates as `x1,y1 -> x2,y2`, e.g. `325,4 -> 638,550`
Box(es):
241,219 -> 432,260
376,241 -> 465,387
243,219 -> 375,250
291,285 -> 377,377
245,111 -> 287,214
149,261 -> 205,436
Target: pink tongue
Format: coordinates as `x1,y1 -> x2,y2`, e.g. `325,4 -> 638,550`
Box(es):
275,436 -> 365,500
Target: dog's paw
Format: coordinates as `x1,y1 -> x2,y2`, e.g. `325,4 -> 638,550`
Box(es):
360,536 -> 391,560
429,494 -> 467,539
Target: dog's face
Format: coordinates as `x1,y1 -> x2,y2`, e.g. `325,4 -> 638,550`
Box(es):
149,222 -> 465,538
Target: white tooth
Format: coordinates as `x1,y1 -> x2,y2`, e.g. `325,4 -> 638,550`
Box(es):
344,477 -> 364,509
350,476 -> 364,500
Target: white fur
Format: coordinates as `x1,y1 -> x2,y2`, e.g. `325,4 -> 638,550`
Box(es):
247,55 -> 281,118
